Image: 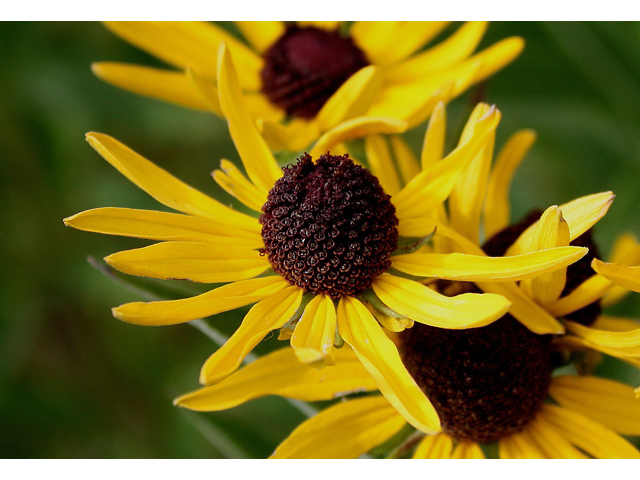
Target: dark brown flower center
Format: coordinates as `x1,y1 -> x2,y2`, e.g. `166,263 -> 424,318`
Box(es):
401,315 -> 554,443
260,25 -> 370,119
259,153 -> 398,298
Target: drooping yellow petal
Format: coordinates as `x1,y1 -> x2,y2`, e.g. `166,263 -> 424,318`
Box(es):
499,428 -> 547,459
104,241 -> 269,283
451,442 -> 485,459
92,62 -> 211,112
392,247 -> 586,282
217,43 -> 282,193
565,320 -> 640,356
175,345 -> 377,411
540,404 -> 640,459
112,276 -> 287,326
371,274 -> 509,329
199,286 -> 302,385
556,335 -> 640,368
291,294 -> 337,365
592,315 -> 640,332
233,21 -> 284,53
316,65 -> 383,132
412,434 -> 453,459
550,376 -> 640,435
385,22 -> 488,85
603,233 -> 640,306
351,21 -> 449,67
271,395 -> 406,459
364,135 -> 401,196
461,36 -> 525,88
390,135 -> 420,185
394,105 -> 499,219
63,207 -> 262,248
420,101 -> 446,170
520,206 -> 570,305
592,259 -> 640,293
212,159 -> 268,213
527,416 -> 588,459
507,192 -> 615,256
310,116 -> 407,159
85,133 -> 258,233
483,129 -> 537,239
337,296 -> 441,434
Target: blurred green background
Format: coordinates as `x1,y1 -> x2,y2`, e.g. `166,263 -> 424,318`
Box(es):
1,21 -> 640,458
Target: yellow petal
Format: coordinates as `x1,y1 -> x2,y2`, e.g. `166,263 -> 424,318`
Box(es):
199,286 -> 302,385
296,21 -> 342,31
233,21 -> 284,53
175,345 -> 377,411
550,376 -> 640,435
217,44 -> 282,193
555,335 -> 640,368
63,207 -> 262,248
420,101 -> 447,170
565,320 -> 640,355
112,276 -> 287,326
291,294 -> 337,365
507,192 -> 615,256
463,36 -> 525,87
390,135 -> 420,186
451,442 -> 485,459
371,274 -> 509,329
310,116 -> 407,159
103,21 -> 261,90
104,241 -> 269,283
592,315 -> 640,332
385,22 -> 488,84
337,296 -> 441,434
364,135 -> 402,196
603,233 -> 640,306
212,159 -> 267,213
91,62 -> 211,112
592,259 -> 640,293
257,117 -> 321,152
351,21 -> 449,67
392,247 -> 586,282
316,65 -> 383,132
483,129 -> 537,239
546,274 -> 612,317
539,404 -> 640,459
527,416 -> 588,459
412,434 -> 453,459
270,395 -> 406,459
84,132 -> 258,233
520,206 -> 570,305
499,427 -> 547,459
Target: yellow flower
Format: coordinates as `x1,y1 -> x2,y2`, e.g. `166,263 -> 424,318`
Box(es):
93,21 -> 523,151
174,101 -> 640,459
65,47 -> 583,436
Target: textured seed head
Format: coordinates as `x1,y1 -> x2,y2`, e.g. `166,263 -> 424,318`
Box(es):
260,25 -> 370,119
259,153 -> 398,298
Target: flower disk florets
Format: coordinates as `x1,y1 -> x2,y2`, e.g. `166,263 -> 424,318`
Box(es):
259,153 -> 399,298
260,25 -> 370,119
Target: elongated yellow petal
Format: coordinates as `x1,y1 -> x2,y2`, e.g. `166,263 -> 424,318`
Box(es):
112,276 -> 287,326
550,376 -> 640,435
420,101 -> 446,170
103,21 -> 261,90
603,233 -> 640,306
92,62 -> 211,112
395,106 -> 499,219
351,21 -> 449,67
63,207 -> 262,248
451,442 -> 485,459
592,315 -> 640,332
104,241 -> 269,283
85,132 -> 258,233
385,22 -> 488,85
217,44 -> 282,193
310,117 -> 407,159
539,404 -> 640,458
463,36 -> 525,87
175,345 -> 377,411
233,21 -> 284,53
507,192 -> 615,256
364,135 -> 401,196
271,395 -> 405,459
483,129 -> 537,239
520,206 -> 570,305
412,434 -> 453,459
337,296 -> 441,434
390,135 -> 420,185
291,295 -> 337,365
316,65 -> 383,132
212,159 -> 267,213
392,247 -> 586,282
556,335 -> 640,368
565,320 -> 640,355
527,416 -> 588,459
257,117 -> 321,152
592,259 -> 640,293
371,274 -> 509,329
499,427 -> 547,459
199,286 -> 302,385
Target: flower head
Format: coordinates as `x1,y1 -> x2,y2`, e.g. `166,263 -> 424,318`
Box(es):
92,21 -> 524,151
